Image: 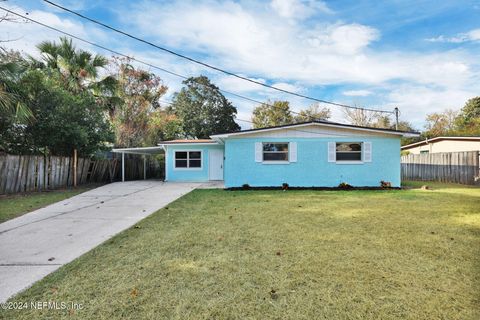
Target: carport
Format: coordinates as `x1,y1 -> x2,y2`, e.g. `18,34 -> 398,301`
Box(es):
112,146 -> 165,182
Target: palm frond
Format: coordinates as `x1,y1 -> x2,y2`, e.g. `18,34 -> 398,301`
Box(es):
92,54 -> 108,68
15,101 -> 34,123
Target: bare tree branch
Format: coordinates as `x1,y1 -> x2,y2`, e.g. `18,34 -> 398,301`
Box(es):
0,1 -> 29,42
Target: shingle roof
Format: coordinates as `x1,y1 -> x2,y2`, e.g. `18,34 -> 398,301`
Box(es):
401,136 -> 480,149
211,120 -> 420,138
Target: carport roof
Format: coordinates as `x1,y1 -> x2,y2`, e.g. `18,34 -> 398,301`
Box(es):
160,139 -> 216,144
112,140 -> 219,155
112,146 -> 165,155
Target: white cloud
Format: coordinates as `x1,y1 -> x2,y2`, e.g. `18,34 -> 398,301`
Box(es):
426,28 -> 480,43
271,82 -> 303,93
0,4 -> 107,57
215,75 -> 267,93
270,0 -> 332,19
343,90 -> 372,97
122,0 -> 476,92
3,1 -> 480,128
305,23 -> 379,55
384,85 -> 478,128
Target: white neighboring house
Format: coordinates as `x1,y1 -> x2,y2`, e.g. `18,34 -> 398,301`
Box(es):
402,136 -> 480,154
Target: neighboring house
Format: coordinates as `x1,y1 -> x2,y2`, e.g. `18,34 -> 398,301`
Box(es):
402,136 -> 480,154
152,121 -> 418,188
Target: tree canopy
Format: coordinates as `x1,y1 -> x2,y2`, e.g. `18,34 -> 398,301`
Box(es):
109,57 -> 180,147
1,39 -> 115,156
294,104 -> 331,122
168,76 -> 240,138
252,100 -> 293,128
455,97 -> 480,135
1,69 -> 112,155
35,37 -> 113,93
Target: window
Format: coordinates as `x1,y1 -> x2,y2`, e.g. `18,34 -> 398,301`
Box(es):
263,143 -> 289,161
336,142 -> 362,161
175,151 -> 202,168
420,150 -> 429,154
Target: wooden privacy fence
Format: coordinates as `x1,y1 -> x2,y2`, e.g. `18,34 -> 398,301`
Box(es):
0,154 -> 163,194
401,151 -> 480,185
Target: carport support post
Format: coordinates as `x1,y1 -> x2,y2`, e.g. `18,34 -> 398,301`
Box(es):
121,152 -> 125,182
143,155 -> 146,180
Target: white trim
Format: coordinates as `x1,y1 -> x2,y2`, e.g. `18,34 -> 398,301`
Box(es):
262,161 -> 290,165
211,122 -> 417,139
335,161 -> 364,165
173,150 -> 203,171
158,142 -> 219,146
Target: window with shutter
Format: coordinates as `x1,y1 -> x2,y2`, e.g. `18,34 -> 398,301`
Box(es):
336,142 -> 362,161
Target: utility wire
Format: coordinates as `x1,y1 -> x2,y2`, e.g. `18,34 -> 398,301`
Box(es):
0,6 -> 334,121
43,0 -> 394,115
1,7 -> 405,136
158,99 -> 405,137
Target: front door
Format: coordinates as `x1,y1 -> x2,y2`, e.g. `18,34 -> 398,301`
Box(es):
209,149 -> 224,180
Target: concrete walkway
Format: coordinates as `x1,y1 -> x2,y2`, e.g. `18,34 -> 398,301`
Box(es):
0,181 -> 201,302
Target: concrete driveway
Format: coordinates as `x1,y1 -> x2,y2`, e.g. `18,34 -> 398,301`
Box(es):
0,181 -> 202,302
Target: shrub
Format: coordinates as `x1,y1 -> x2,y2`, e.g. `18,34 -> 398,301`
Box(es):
242,184 -> 250,190
380,180 -> 392,188
338,182 -> 353,189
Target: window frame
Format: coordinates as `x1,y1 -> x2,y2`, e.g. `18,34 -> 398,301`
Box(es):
335,142 -> 363,164
262,142 -> 289,164
174,150 -> 203,170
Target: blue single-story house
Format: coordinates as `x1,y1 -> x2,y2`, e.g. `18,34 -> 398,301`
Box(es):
161,121 -> 418,188
113,121 -> 419,188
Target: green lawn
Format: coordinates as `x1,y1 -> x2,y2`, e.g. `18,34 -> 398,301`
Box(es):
1,182 -> 479,319
0,186 -> 94,223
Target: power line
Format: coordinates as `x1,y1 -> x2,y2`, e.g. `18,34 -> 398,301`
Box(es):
159,99 -> 403,137
42,0 -> 394,115
0,6 -> 335,122
1,7 -> 405,136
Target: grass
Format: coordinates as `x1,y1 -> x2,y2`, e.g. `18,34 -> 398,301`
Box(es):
0,186 -> 95,223
1,182 -> 479,319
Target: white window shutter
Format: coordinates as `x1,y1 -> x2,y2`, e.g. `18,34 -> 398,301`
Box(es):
289,142 -> 297,162
255,142 -> 262,162
328,142 -> 336,162
364,142 -> 372,162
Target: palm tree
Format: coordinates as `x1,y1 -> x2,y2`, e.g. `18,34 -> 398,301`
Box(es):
0,49 -> 33,123
36,37 -> 115,92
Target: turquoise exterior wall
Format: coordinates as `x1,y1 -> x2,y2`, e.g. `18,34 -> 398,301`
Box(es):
165,144 -> 224,182
223,137 -> 401,188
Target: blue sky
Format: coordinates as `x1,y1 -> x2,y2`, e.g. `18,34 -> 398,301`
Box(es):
2,0 -> 480,129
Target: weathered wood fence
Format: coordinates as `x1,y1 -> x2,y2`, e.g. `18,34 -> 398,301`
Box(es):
0,154 -> 163,194
401,151 -> 480,185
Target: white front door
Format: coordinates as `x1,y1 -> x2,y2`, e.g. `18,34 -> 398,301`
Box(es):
209,149 -> 224,180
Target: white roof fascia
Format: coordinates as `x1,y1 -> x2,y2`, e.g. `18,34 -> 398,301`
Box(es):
211,122 -> 417,138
